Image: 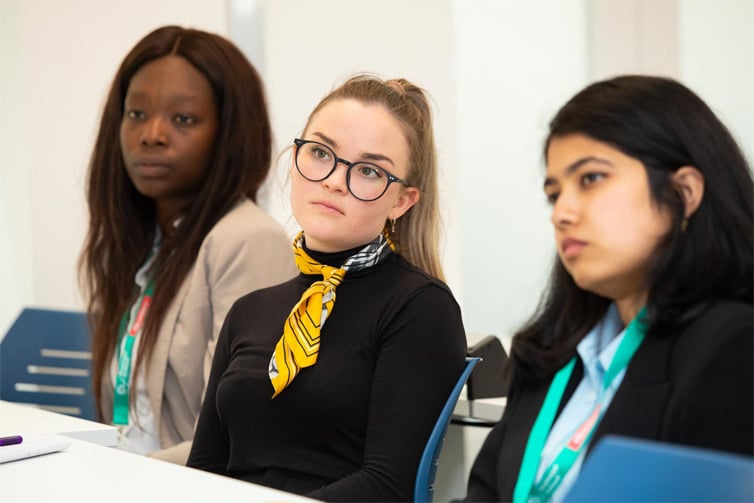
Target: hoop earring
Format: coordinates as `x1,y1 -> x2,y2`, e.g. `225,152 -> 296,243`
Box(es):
391,218 -> 397,234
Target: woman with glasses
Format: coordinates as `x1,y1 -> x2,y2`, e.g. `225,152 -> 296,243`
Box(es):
79,26 -> 296,464
187,75 -> 467,501
464,75 -> 753,502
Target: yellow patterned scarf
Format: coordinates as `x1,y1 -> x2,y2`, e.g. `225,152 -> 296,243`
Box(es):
268,231 -> 394,398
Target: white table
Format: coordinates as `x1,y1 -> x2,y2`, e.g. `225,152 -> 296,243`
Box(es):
0,436 -> 318,502
453,397 -> 506,425
0,399 -> 117,446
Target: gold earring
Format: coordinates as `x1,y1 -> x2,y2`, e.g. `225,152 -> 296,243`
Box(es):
681,218 -> 688,233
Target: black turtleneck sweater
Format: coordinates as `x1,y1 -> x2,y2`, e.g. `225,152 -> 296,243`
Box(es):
187,248 -> 467,502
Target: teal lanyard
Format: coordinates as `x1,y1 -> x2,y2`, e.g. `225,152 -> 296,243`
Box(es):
513,307 -> 648,503
113,279 -> 155,426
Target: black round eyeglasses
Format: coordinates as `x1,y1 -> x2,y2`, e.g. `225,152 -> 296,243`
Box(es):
293,138 -> 409,202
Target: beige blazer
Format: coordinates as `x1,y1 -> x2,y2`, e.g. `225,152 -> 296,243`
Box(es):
101,199 -> 297,464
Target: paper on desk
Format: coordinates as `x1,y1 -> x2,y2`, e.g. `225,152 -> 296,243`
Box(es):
0,434 -> 71,464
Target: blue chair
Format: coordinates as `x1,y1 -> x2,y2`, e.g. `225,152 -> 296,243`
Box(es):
564,435 -> 754,502
0,307 -> 95,420
414,356 -> 481,503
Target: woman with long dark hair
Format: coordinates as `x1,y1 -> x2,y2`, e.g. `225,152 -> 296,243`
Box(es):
465,75 -> 753,502
79,26 -> 296,463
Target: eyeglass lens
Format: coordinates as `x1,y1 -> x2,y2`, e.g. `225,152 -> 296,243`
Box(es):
296,141 -> 392,201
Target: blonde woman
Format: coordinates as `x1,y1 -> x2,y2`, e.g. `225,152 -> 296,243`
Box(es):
188,75 -> 467,501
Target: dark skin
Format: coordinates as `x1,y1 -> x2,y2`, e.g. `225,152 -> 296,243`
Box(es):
120,55 -> 219,234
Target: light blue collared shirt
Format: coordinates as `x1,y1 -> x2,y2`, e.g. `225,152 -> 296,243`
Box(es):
534,304 -> 628,502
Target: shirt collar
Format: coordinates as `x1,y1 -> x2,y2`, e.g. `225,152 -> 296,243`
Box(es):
577,303 -> 626,388
134,226 -> 162,289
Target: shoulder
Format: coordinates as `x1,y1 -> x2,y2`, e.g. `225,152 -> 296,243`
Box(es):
377,255 -> 464,334
206,198 -> 289,242
392,254 -> 455,295
369,254 -> 461,315
236,275 -> 300,304
224,276 -> 299,321
193,199 -> 295,282
658,300 -> 753,455
679,300 -> 752,339
667,299 -> 753,370
198,199 -> 291,260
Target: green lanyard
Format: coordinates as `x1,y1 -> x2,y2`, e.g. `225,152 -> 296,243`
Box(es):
513,307 -> 648,503
113,279 -> 155,426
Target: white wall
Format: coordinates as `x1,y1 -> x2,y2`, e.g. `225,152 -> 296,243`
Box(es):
679,0 -> 754,163
454,0 -> 589,347
0,0 -> 229,335
235,0 -> 463,300
589,0 -> 754,163
455,0 -> 754,344
591,0 -> 680,79
2,0 -> 752,352
1,0 -> 752,500
228,0 -> 590,349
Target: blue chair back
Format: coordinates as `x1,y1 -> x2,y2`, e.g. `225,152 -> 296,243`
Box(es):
0,308 -> 95,420
414,356 -> 481,503
564,435 -> 754,502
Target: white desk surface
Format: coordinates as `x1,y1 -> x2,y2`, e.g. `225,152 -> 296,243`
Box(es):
0,400 -> 117,447
0,436 -> 318,502
453,397 -> 506,424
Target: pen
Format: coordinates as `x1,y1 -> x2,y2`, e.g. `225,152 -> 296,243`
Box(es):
0,435 -> 23,446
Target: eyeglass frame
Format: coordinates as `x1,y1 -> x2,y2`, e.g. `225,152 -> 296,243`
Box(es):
293,138 -> 410,201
